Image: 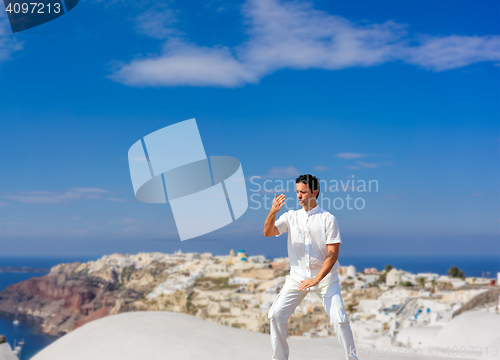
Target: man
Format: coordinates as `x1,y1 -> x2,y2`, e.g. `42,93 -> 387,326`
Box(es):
263,174 -> 359,360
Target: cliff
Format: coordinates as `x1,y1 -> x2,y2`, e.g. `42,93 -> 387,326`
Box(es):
0,257 -> 172,336
0,252 -> 367,339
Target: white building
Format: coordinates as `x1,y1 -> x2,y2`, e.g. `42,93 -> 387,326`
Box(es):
364,274 -> 378,285
186,253 -> 201,261
248,255 -> 267,263
229,277 -> 255,285
436,275 -> 467,288
386,268 -> 402,286
259,277 -> 286,312
338,265 -> 357,278
205,263 -> 232,277
401,272 -> 417,285
416,272 -> 439,281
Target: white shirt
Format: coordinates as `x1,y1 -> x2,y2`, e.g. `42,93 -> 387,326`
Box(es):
275,204 -> 342,285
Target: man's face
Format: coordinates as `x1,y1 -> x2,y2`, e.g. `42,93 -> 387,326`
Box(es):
296,182 -> 317,207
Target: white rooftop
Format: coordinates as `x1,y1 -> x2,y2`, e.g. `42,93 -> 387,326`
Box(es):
32,311 -> 446,360
431,310 -> 500,350
0,343 -> 18,360
396,310 -> 500,355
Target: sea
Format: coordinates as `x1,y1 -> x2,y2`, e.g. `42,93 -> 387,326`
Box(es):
0,256 -> 95,360
0,254 -> 498,359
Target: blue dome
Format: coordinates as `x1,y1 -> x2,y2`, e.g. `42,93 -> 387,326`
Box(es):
240,257 -> 248,261
238,250 -> 245,253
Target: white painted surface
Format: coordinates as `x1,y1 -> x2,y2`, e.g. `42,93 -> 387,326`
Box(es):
32,311 -> 449,360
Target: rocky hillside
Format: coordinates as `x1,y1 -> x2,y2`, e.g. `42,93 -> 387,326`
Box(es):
0,252 -> 375,339
0,256 -> 174,336
0,252 -> 282,337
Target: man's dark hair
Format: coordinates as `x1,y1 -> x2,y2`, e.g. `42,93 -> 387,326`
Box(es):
295,174 -> 320,199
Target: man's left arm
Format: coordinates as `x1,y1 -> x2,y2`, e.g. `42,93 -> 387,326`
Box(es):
298,243 -> 339,291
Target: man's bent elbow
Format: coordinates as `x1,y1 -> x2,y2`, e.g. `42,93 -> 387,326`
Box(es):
263,228 -> 276,237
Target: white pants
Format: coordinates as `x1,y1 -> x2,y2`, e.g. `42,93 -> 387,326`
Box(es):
268,276 -> 359,360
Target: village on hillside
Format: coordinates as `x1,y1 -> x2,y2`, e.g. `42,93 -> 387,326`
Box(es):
73,249 -> 500,355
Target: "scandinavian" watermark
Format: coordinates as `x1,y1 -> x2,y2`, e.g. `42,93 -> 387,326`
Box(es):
248,175 -> 379,211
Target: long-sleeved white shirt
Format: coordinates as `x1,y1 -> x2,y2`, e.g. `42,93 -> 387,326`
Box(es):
275,204 -> 342,286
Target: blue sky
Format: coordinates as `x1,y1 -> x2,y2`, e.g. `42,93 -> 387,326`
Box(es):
0,0 -> 499,258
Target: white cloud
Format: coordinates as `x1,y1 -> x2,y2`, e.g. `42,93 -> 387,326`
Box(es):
314,165 -> 328,171
110,0 -> 500,87
108,218 -> 143,224
106,197 -> 127,202
336,152 -> 367,159
110,40 -> 257,87
239,0 -> 404,73
261,166 -> 300,179
356,161 -> 379,168
0,226 -> 96,238
0,15 -> 23,63
404,35 -> 500,71
71,187 -> 109,193
134,6 -> 178,39
1,188 -> 109,204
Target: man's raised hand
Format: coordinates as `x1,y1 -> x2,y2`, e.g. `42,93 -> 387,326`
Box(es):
272,194 -> 286,213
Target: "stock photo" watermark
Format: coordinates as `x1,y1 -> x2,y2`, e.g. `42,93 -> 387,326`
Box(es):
249,175 -> 379,211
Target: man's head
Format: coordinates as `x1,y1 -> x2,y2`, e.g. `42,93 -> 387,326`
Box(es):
295,174 -> 320,208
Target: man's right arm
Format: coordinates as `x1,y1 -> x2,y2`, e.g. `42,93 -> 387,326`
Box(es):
263,194 -> 285,237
